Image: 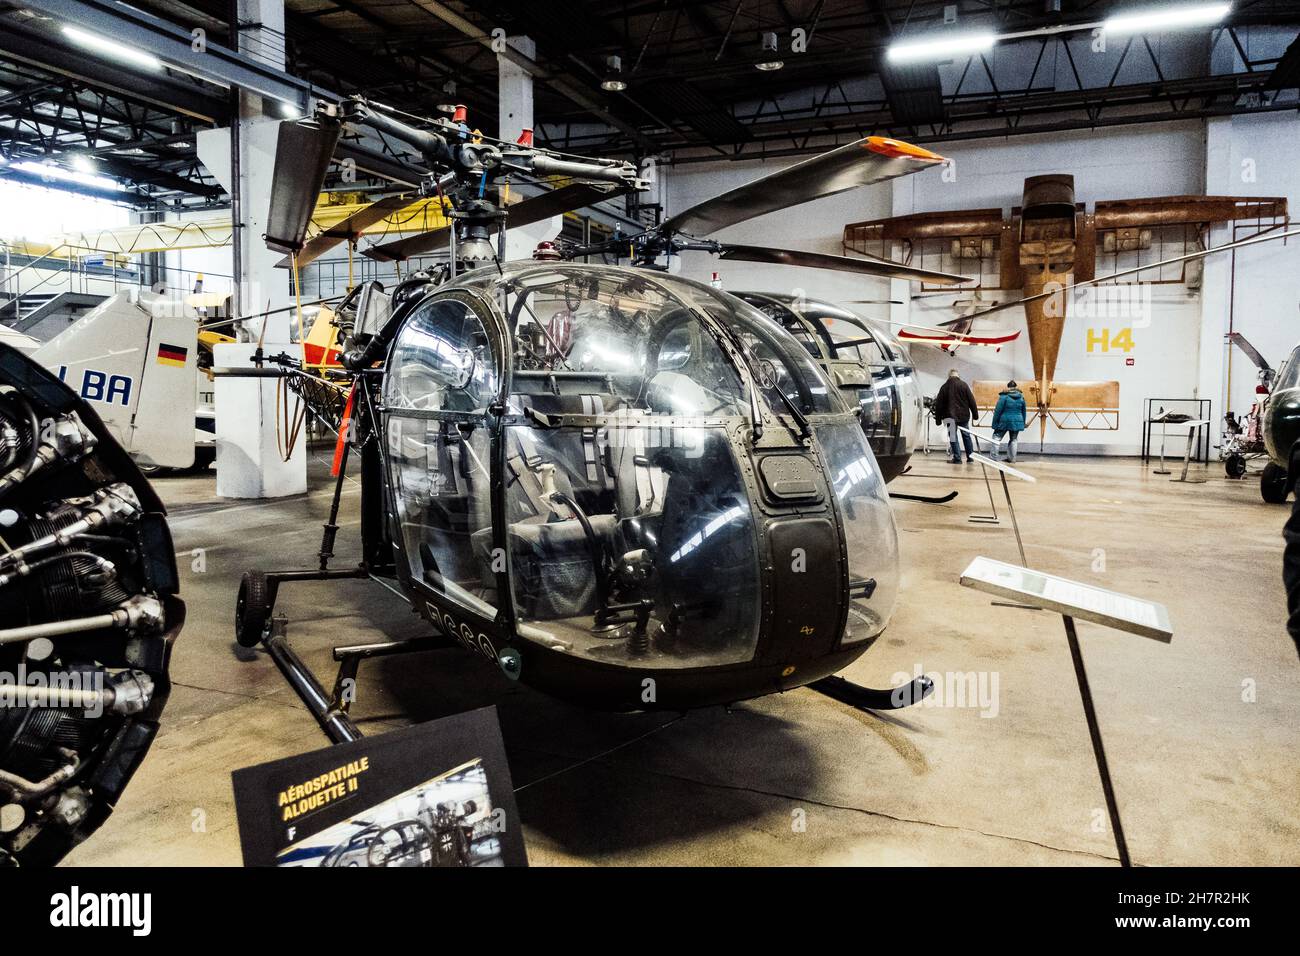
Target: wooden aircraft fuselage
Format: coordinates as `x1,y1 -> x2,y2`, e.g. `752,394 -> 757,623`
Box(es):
845,179 -> 1288,442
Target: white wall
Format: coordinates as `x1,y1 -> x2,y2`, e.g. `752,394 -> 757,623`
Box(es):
893,121 -> 1207,453
1204,112 -> 1300,426
660,115 -> 1300,455
165,238 -> 235,299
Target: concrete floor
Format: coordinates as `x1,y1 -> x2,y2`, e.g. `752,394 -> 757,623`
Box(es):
66,448 -> 1300,866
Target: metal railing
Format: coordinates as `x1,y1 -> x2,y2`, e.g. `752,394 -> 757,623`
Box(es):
299,253 -> 449,301
0,244 -> 234,323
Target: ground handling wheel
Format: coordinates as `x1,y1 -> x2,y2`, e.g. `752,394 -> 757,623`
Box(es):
1261,462 -> 1289,504
235,571 -> 272,647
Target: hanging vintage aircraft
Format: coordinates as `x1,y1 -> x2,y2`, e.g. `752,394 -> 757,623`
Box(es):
891,290 -> 1019,353
225,97 -> 971,743
846,177 -> 1290,445
895,325 -> 1020,351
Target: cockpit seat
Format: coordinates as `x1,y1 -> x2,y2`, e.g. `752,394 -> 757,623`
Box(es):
470,512 -> 617,620
508,393 -> 614,516
473,399 -> 623,618
604,408 -> 669,535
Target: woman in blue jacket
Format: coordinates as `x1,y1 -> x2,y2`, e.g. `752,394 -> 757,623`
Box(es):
991,380 -> 1027,462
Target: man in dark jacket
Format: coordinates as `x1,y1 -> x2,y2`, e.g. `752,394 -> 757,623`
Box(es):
933,369 -> 980,463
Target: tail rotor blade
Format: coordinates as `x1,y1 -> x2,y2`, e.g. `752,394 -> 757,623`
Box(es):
1226,332 -> 1271,372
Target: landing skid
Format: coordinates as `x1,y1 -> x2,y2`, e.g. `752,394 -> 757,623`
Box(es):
890,490 -> 958,504
808,674 -> 934,711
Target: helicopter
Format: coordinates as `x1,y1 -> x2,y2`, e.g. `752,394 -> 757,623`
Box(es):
229,97 -> 967,742
1260,335 -> 1300,503
728,292 -> 924,484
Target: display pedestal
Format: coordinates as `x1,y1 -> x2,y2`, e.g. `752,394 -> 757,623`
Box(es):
969,452 -> 1035,566
213,342 -> 307,499
1172,420 -> 1211,484
960,556 -> 1173,867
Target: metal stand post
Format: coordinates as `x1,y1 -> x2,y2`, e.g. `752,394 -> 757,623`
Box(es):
1152,422 -> 1170,475
1000,471 -> 1028,566
1172,422 -> 1207,484
319,439 -> 350,570
1062,615 -> 1131,867
969,460 -> 1000,524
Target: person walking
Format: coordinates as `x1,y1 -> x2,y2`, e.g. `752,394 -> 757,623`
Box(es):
991,380 -> 1028,463
933,369 -> 980,464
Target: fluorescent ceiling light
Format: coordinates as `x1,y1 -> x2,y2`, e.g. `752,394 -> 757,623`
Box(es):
70,153 -> 96,174
1103,3 -> 1231,35
62,25 -> 162,71
12,160 -> 123,192
886,32 -> 997,64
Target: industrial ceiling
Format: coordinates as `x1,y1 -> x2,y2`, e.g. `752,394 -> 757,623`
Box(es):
0,0 -> 1297,206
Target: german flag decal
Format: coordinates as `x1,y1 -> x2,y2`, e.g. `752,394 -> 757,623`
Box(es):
157,343 -> 188,367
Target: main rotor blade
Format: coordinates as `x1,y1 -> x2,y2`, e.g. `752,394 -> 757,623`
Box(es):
363,182 -> 630,263
1226,331 -> 1271,372
277,193 -> 416,268
265,118 -> 342,256
663,137 -> 947,237
716,244 -> 971,285
960,225 -> 1300,323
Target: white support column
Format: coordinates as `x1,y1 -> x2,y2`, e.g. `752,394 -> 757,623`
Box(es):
498,36 -> 535,143
1198,117 -> 1234,452
888,175 -> 918,352
213,0 -> 306,498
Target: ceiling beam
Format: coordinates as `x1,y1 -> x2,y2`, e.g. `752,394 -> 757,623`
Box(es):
0,20 -> 229,122
405,0 -> 663,152
19,0 -> 333,111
